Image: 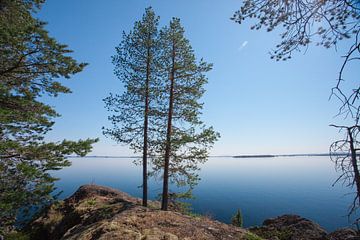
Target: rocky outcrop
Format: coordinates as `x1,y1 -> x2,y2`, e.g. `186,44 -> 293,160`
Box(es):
328,228 -> 360,240
250,215 -> 328,240
250,215 -> 360,240
28,185 -> 360,240
28,185 -> 249,240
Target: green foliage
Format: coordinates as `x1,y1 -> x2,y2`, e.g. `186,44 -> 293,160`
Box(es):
244,232 -> 264,240
85,198 -> 97,207
105,9 -> 219,209
3,231 -> 31,240
231,209 -> 243,227
103,7 -> 161,206
0,0 -> 97,234
168,190 -> 195,214
103,7 -> 160,152
251,228 -> 292,240
151,18 -> 219,209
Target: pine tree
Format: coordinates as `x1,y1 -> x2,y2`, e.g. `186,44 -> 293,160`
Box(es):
0,0 -> 97,234
156,18 -> 219,211
231,209 -> 243,227
103,7 -> 160,207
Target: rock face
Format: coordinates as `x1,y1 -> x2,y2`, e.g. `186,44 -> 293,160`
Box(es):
250,215 -> 360,240
250,215 -> 328,240
28,185 -> 249,240
328,228 -> 360,240
28,185 -> 360,240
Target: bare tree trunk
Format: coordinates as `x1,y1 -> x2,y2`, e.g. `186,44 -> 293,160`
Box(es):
330,124 -> 360,216
142,41 -> 151,207
161,44 -> 175,211
348,128 -> 360,207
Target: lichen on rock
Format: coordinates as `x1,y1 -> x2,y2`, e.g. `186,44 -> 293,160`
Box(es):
27,185 -> 249,240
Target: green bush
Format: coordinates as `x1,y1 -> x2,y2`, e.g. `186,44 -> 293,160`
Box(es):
244,232 -> 264,240
231,209 -> 243,227
4,231 -> 30,240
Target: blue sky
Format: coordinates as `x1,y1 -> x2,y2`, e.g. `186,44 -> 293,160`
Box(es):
38,0 -> 357,156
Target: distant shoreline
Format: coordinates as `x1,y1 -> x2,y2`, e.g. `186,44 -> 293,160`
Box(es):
67,153 -> 346,159
233,153 -> 348,158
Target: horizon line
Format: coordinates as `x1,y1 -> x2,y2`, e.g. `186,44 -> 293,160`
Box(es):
67,153 -> 337,159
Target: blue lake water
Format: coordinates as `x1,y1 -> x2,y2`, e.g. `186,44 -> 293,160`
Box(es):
53,156 -> 358,231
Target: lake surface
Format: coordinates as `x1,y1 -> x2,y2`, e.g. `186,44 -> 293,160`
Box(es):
53,156 -> 358,231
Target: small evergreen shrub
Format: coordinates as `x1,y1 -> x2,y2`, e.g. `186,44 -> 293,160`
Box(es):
231,209 -> 243,227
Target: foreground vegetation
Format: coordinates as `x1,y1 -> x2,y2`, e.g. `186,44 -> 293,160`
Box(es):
0,0 -> 97,235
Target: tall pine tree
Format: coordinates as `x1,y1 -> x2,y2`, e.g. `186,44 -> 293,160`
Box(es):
156,18 -> 219,211
103,7 -> 160,207
0,0 -> 97,234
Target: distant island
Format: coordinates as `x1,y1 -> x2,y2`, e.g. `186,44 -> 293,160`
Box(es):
233,153 -> 347,158
67,155 -> 140,158
233,154 -> 276,158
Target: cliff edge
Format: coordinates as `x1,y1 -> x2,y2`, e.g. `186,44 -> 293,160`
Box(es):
28,185 -> 251,240
27,185 -> 360,240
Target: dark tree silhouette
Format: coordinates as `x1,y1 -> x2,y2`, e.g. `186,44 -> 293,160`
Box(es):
330,125 -> 360,216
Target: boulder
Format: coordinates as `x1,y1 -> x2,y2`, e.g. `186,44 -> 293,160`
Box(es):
250,215 -> 360,240
250,214 -> 328,240
328,228 -> 360,240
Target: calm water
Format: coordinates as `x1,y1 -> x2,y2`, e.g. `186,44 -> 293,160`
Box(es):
53,156 -> 358,231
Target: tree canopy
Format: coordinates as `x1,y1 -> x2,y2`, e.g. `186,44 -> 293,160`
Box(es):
103,7 -> 161,207
104,12 -> 219,212
155,18 -> 219,210
0,0 -> 97,234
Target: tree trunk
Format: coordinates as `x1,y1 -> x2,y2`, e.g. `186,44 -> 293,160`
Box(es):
161,43 -> 176,211
348,128 -> 360,207
142,40 -> 151,207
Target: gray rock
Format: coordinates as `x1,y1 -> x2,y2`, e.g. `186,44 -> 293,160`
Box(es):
250,214 -> 328,240
328,228 -> 360,240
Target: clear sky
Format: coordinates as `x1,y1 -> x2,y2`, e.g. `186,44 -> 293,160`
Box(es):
38,0 -> 358,156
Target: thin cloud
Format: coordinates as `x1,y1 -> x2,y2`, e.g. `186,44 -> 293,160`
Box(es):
238,41 -> 248,51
